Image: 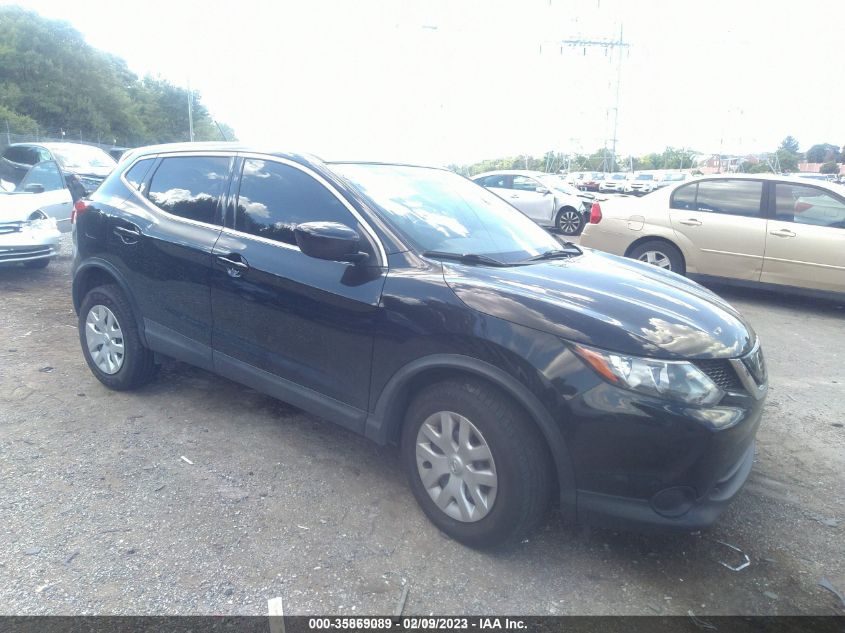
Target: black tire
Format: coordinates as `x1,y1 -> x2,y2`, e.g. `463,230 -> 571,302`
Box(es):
23,258 -> 50,269
555,206 -> 584,236
401,379 -> 553,548
628,239 -> 686,275
78,284 -> 158,390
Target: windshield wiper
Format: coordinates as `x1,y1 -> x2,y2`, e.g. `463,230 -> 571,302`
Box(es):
422,250 -> 509,267
524,246 -> 582,262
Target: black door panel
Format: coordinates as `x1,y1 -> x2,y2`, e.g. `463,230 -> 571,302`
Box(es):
210,230 -> 386,414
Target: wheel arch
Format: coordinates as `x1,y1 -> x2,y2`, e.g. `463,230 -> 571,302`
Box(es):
366,354 -> 577,520
624,235 -> 685,261
72,260 -> 147,344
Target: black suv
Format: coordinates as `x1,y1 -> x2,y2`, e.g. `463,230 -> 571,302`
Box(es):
72,144 -> 767,547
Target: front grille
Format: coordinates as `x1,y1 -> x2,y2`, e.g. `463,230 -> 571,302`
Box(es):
693,359 -> 743,392
0,246 -> 52,261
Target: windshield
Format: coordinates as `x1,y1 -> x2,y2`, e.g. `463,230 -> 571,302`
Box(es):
636,174 -> 654,180
332,164 -> 561,263
609,174 -> 627,180
49,145 -> 116,171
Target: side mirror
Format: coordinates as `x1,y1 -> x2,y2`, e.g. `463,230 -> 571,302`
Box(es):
294,221 -> 368,264
23,183 -> 45,194
535,186 -> 551,195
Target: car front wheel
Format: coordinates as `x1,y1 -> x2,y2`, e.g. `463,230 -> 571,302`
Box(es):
555,207 -> 584,236
401,379 -> 553,548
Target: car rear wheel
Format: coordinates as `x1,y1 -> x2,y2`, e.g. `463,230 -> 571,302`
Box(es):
79,284 -> 158,390
555,207 -> 584,236
628,240 -> 685,275
401,379 -> 553,548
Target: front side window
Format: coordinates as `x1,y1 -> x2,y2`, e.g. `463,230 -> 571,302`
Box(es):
147,156 -> 230,224
18,161 -> 65,192
235,159 -> 361,248
774,183 -> 845,229
511,175 -> 540,191
333,163 -> 562,263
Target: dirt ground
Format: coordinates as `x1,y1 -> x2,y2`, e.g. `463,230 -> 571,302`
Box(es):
0,235 -> 843,616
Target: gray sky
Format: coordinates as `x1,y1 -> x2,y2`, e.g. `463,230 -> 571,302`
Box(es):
6,0 -> 843,164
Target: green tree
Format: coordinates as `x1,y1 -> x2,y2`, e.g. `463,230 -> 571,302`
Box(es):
819,161 -> 839,174
806,143 -> 840,163
779,136 -> 800,154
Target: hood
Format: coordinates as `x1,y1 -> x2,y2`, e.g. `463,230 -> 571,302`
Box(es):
443,249 -> 755,360
0,191 -> 42,222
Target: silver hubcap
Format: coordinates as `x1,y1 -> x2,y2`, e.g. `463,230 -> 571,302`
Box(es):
415,411 -> 498,523
638,250 -> 672,269
558,210 -> 580,234
85,305 -> 125,375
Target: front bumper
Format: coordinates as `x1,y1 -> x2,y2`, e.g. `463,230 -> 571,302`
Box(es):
0,226 -> 61,264
577,439 -> 756,532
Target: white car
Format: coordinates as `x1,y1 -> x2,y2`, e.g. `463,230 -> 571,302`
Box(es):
0,199 -> 61,268
656,172 -> 689,189
598,173 -> 629,193
624,173 -> 658,195
472,170 -> 590,235
0,160 -> 76,232
579,174 -> 845,299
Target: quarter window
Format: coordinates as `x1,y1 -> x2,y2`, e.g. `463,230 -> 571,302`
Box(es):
672,179 -> 762,217
235,159 -> 363,248
124,159 -> 155,191
146,156 -> 230,225
774,183 -> 845,229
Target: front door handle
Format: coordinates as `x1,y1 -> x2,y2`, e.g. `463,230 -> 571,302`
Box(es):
769,229 -> 796,238
216,254 -> 249,277
113,225 -> 141,244
679,218 -> 702,226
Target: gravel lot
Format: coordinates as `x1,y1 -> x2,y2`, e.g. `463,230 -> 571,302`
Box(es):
0,235 -> 843,616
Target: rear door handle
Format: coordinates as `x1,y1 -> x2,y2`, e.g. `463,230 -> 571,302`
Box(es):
679,218 -> 702,226
216,254 -> 249,277
113,225 -> 141,244
769,229 -> 796,238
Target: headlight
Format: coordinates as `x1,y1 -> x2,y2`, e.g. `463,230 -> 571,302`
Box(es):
573,344 -> 724,406
28,216 -> 58,231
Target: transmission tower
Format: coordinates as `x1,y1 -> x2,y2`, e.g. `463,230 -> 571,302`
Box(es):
542,25 -> 630,171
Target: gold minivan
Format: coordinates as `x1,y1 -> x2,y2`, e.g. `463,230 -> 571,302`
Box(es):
580,174 -> 845,299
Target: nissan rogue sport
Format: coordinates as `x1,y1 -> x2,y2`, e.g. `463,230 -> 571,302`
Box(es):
72,143 -> 767,548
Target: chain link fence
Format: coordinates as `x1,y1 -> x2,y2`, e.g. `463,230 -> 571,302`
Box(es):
1,123 -> 128,156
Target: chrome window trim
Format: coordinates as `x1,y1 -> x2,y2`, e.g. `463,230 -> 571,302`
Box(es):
237,153 -> 388,266
219,226 -> 300,252
118,152 -> 234,232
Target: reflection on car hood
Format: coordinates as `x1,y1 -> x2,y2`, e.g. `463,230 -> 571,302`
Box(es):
443,249 -> 755,359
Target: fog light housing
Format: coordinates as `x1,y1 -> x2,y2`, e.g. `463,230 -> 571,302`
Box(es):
650,486 -> 696,518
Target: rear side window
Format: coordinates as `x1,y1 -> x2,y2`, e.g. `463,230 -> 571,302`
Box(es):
235,159 -> 361,248
476,174 -> 508,188
124,159 -> 154,191
774,183 -> 845,229
672,180 -> 762,217
147,156 -> 230,225
4,146 -> 36,164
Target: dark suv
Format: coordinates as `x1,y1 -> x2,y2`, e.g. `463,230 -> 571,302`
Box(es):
72,143 -> 767,547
